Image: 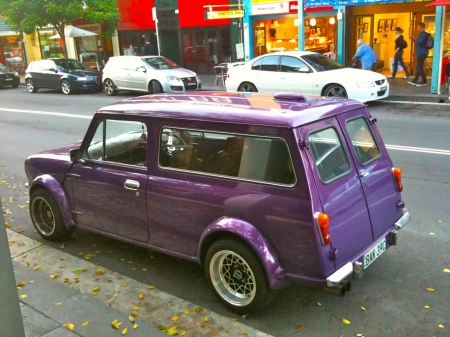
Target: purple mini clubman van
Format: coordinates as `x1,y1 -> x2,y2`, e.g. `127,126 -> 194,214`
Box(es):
25,92 -> 410,314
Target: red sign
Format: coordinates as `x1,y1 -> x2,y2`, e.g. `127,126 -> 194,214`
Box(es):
289,1 -> 334,12
117,0 -> 156,31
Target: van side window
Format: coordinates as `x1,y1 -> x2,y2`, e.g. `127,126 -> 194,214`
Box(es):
86,119 -> 147,167
308,128 -> 351,184
159,128 -> 296,186
346,118 -> 380,165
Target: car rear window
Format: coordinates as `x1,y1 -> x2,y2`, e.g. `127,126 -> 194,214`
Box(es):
308,127 -> 351,184
159,128 -> 296,186
346,117 -> 380,165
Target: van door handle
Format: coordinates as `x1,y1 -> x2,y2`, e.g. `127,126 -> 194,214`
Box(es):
359,172 -> 369,178
124,179 -> 140,190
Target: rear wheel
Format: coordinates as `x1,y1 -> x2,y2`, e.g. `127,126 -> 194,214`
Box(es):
30,189 -> 72,241
61,79 -> 72,95
104,79 -> 117,96
26,79 -> 37,93
12,81 -> 19,88
237,82 -> 257,92
148,80 -> 162,94
324,84 -> 347,98
205,238 -> 275,314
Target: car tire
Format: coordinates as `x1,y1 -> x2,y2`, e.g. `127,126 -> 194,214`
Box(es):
104,79 -> 117,96
323,84 -> 348,98
61,79 -> 73,95
30,188 -> 72,241
26,79 -> 37,93
205,238 -> 276,314
149,80 -> 163,94
12,81 -> 19,88
237,82 -> 257,92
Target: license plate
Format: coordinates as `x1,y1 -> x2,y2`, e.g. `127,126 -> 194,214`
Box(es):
380,86 -> 387,91
187,83 -> 196,86
363,238 -> 386,269
6,78 -> 12,81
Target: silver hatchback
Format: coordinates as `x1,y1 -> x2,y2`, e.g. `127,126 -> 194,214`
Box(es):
102,55 -> 201,95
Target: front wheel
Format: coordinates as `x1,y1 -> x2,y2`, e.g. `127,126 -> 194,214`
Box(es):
30,188 -> 72,241
205,239 -> 276,314
237,82 -> 257,92
61,79 -> 72,95
26,78 -> 37,93
148,80 -> 162,94
323,84 -> 348,98
104,79 -> 117,96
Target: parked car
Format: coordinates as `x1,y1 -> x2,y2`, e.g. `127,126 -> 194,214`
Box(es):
0,62 -> 20,88
226,51 -> 389,102
25,58 -> 103,95
24,92 -> 409,314
102,55 -> 201,96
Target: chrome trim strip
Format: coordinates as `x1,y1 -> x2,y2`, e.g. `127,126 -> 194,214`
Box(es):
394,211 -> 410,230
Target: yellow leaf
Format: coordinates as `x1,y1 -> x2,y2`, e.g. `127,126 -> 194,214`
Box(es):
17,282 -> 25,287
342,318 -> 351,325
243,332 -> 248,335
360,306 -> 366,311
56,302 -> 62,306
68,323 -> 74,331
128,261 -> 133,264
443,269 -> 450,273
427,288 -> 435,292
439,324 -> 444,328
123,282 -> 128,287
429,232 -> 435,236
317,302 -> 321,306
20,294 -> 27,299
95,269 -> 104,275
38,252 -> 42,256
131,311 -> 138,317
181,331 -> 186,336
5,222 -> 11,227
60,244 -> 65,249
194,307 -> 203,313
142,268 -> 148,271
184,309 -> 190,315
242,314 -> 247,319
148,285 -> 155,289
91,293 -> 97,297
138,293 -> 144,299
50,274 -> 58,279
166,325 -> 178,336
133,323 -> 138,329
63,278 -> 69,282
93,286 -> 100,292
34,266 -> 40,271
171,316 -> 179,321
204,316 -> 209,322
231,318 -> 238,322
225,330 -> 229,333
424,305 -> 430,309
112,319 -> 118,325
129,316 -> 135,323
133,306 -> 140,311
82,322 -> 89,327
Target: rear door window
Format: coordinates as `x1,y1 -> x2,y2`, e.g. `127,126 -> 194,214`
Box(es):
260,56 -> 279,72
308,127 -> 351,184
346,118 -> 380,165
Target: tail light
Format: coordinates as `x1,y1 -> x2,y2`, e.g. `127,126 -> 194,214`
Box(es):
316,212 -> 331,245
227,73 -> 230,79
392,167 -> 403,192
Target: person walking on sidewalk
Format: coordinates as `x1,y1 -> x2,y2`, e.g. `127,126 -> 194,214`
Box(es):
408,22 -> 428,86
389,27 -> 410,79
354,39 -> 377,70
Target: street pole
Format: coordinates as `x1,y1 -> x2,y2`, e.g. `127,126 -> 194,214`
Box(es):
152,7 -> 161,56
298,1 -> 305,51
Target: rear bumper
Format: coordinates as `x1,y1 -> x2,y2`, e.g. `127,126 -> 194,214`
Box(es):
327,211 -> 411,287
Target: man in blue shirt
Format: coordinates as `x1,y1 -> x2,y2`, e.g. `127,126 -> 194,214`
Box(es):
354,39 -> 376,70
408,22 -> 429,86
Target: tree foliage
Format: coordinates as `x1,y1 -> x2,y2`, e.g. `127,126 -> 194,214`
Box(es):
0,0 -> 119,56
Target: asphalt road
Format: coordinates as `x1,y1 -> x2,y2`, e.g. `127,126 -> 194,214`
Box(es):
1,86 -> 450,337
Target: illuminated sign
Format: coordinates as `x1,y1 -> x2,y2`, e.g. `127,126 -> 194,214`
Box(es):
252,2 -> 289,15
206,9 -> 245,19
306,0 -> 399,7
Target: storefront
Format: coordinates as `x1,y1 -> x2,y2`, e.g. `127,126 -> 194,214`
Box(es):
245,1 -> 337,59
0,18 -> 25,70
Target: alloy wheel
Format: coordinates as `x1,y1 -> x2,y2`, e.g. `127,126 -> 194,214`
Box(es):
31,196 -> 56,236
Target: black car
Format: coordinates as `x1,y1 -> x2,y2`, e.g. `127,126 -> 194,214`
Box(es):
0,62 -> 20,88
25,58 -> 103,95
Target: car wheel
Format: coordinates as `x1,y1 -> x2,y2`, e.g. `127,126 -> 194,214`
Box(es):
205,238 -> 276,314
104,79 -> 117,96
237,82 -> 257,92
324,84 -> 348,98
30,188 -> 72,241
26,79 -> 37,93
12,81 -> 19,88
149,80 -> 163,94
61,79 -> 72,95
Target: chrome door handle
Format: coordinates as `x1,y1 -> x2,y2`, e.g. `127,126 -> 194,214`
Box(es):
359,172 -> 369,178
124,179 -> 140,190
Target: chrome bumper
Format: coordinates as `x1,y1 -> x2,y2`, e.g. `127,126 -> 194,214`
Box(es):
327,262 -> 353,287
394,211 -> 411,230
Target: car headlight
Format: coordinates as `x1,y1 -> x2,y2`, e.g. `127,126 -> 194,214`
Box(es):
13,71 -> 19,77
356,81 -> 375,88
77,77 -> 88,81
167,76 -> 181,82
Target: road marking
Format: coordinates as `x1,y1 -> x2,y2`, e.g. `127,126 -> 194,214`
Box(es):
1,107 -> 449,156
378,100 -> 450,105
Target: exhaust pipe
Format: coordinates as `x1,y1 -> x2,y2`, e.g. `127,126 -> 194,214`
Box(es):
323,284 -> 345,297
340,280 -> 351,292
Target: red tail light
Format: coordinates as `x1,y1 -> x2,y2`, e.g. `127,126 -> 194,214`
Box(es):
393,167 -> 403,192
316,212 -> 331,245
227,73 -> 230,79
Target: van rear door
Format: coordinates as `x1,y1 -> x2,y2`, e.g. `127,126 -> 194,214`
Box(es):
298,118 -> 374,270
336,110 -> 403,239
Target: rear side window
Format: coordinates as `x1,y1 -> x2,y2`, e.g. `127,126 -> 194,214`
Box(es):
260,56 -> 279,72
159,128 -> 296,186
308,128 -> 351,184
251,58 -> 262,71
346,118 -> 380,165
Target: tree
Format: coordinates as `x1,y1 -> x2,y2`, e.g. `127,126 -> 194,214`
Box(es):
0,0 -> 120,57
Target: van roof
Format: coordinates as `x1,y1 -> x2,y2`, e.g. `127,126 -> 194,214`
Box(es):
98,92 -> 365,128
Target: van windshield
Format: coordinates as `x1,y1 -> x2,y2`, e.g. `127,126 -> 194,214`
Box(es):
142,57 -> 180,70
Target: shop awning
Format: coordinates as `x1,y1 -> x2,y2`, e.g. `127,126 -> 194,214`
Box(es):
66,26 -> 98,38
426,0 -> 450,6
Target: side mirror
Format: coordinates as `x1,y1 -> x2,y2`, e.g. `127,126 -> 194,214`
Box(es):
49,67 -> 57,73
70,148 -> 85,164
137,66 -> 146,73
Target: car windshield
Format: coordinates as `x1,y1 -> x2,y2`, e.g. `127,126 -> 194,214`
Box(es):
55,60 -> 89,70
0,63 -> 6,69
302,54 -> 344,72
142,57 -> 180,70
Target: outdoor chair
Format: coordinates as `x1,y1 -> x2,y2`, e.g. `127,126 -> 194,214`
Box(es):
214,65 -> 227,86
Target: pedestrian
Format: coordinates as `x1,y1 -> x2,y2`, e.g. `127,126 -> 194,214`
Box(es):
408,22 -> 428,86
143,38 -> 156,55
389,27 -> 410,79
96,46 -> 106,71
354,39 -> 377,70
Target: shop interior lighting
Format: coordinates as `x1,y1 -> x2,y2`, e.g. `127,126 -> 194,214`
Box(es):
294,19 -> 299,26
329,17 -> 336,25
310,18 -> 316,26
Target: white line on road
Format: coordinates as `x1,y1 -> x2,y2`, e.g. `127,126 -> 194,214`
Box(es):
2,107 -> 449,156
378,100 -> 450,105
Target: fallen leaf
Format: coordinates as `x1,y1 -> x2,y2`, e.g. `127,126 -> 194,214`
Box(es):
194,307 -> 203,313
204,316 -> 209,322
34,266 -> 40,271
133,306 -> 140,311
357,334 -> 364,337
439,324 -> 444,328
181,332 -> 186,336
429,232 -> 435,236
342,318 -> 351,325
60,243 -> 65,249
95,269 -> 104,275
184,309 -> 190,315
91,293 -> 97,297
111,320 -> 122,329
317,302 -> 321,306
122,327 -> 128,335
166,325 -> 178,336
242,314 -> 247,319
424,305 -> 430,309
131,311 -> 138,317
93,286 -> 100,292
38,252 -> 42,256
56,302 -> 63,306
231,318 -> 238,322
82,322 -> 89,327
20,294 -> 27,299
171,316 -> 179,321
72,268 -> 87,274
17,287 -> 22,290
17,282 -> 25,287
142,268 -> 148,271
17,205 -> 26,208
242,332 -> 248,336
123,282 -> 128,287
138,294 -> 144,299
68,323 -> 74,331
360,306 -> 366,311
129,316 -> 135,323
17,230 -> 24,233
128,260 -> 133,264
443,269 -> 450,273
157,325 -> 167,331
50,274 -> 58,279
296,324 -> 304,330
5,223 -> 11,227
148,285 -> 155,289
59,266 -> 65,269
427,288 -> 435,292
63,278 -> 69,282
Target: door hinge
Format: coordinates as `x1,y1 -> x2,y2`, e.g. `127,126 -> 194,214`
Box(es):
369,115 -> 377,125
299,138 -> 309,149
329,247 -> 338,262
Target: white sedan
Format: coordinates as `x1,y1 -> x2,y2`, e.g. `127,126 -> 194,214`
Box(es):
225,51 -> 389,102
